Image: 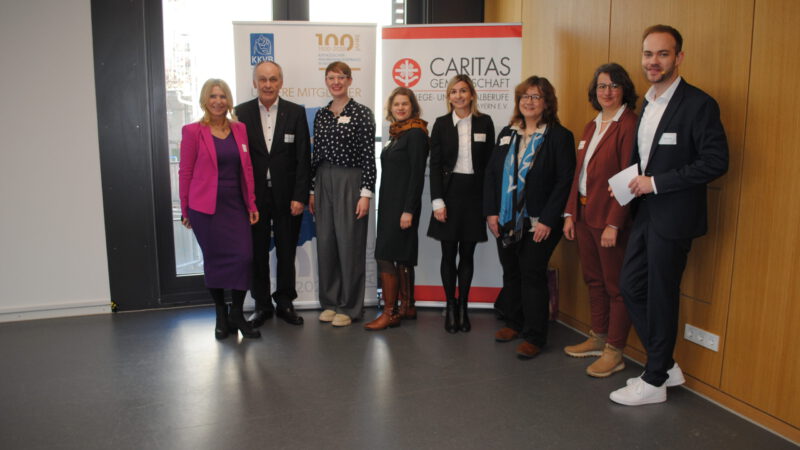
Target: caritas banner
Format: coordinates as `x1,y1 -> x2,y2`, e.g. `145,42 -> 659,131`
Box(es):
382,24 -> 522,305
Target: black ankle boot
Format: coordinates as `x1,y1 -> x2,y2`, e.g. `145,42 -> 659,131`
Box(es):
214,304 -> 230,339
229,306 -> 261,338
445,298 -> 458,333
458,297 -> 471,332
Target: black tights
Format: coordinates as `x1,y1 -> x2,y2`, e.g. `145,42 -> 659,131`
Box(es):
440,240 -> 477,301
208,288 -> 247,309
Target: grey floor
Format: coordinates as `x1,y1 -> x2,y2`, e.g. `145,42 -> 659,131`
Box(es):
0,307 -> 795,450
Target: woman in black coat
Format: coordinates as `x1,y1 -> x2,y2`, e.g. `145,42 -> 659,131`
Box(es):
428,74 -> 495,333
484,76 -> 576,359
365,87 -> 429,330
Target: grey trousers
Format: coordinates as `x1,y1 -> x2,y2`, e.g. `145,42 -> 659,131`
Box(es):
315,163 -> 368,318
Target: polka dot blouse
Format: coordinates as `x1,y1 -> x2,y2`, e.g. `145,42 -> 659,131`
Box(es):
312,99 -> 376,193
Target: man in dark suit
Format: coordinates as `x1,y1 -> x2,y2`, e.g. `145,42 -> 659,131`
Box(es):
235,61 -> 310,326
609,25 -> 729,405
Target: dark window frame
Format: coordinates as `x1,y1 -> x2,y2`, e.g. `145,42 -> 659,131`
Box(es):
91,0 -> 306,310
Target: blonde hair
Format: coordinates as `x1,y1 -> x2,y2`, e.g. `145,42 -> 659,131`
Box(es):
199,78 -> 237,124
445,74 -> 482,116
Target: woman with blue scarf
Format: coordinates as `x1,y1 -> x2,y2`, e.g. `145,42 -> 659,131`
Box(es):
484,76 -> 576,359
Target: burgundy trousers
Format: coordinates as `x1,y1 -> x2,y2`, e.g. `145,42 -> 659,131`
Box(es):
575,215 -> 631,348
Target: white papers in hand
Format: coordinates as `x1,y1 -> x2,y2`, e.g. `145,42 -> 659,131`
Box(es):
608,164 -> 639,206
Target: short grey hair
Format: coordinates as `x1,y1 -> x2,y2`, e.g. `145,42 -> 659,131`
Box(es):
252,60 -> 284,81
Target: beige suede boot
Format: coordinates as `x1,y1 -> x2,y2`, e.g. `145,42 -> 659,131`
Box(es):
586,343 -> 625,377
564,330 -> 606,357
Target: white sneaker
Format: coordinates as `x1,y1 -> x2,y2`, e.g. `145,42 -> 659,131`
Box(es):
626,362 -> 686,387
318,309 -> 336,323
331,313 -> 352,327
610,378 -> 667,406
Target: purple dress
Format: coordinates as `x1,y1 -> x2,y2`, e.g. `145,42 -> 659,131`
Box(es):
187,133 -> 253,290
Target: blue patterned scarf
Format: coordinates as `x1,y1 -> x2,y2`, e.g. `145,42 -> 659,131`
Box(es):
499,131 -> 544,234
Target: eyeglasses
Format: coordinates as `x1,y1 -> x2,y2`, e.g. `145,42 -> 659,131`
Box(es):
597,83 -> 621,91
326,75 -> 349,82
520,94 -> 542,102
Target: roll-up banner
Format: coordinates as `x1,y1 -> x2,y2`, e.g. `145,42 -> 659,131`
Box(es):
382,24 -> 523,305
233,22 -> 378,307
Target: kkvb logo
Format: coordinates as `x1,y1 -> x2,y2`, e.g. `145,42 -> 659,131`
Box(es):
392,58 -> 422,88
250,33 -> 275,65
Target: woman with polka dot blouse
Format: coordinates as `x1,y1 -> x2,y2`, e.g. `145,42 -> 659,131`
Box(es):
309,61 -> 376,328
428,74 -> 495,333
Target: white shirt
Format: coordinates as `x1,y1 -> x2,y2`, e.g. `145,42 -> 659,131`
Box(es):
432,111 -> 474,210
579,104 -> 627,195
258,97 -> 279,181
638,76 -> 682,193
452,111 -> 474,175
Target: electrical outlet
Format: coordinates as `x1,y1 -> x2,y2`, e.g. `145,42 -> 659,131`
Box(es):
684,324 -> 719,352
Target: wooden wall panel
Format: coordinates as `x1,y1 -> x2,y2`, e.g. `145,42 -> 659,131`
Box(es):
520,0 -> 610,133
680,188 -> 722,304
724,0 -> 800,428
484,0 -> 521,22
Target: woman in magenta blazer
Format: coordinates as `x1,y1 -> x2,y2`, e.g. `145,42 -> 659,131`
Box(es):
562,63 -> 637,376
179,78 -> 260,339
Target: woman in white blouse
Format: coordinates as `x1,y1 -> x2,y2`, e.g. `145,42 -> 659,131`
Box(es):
427,75 -> 495,333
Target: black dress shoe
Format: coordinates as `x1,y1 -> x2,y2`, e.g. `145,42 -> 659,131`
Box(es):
275,304 -> 304,325
247,308 -> 274,328
444,298 -> 458,333
457,297 -> 471,333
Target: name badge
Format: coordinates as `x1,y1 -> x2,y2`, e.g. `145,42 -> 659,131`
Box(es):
499,136 -> 511,146
284,134 -> 295,143
242,144 -> 248,153
474,133 -> 486,142
578,140 -> 586,150
658,132 -> 677,145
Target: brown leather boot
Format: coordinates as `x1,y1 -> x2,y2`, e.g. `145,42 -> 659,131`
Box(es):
365,272 -> 401,330
398,266 -> 417,320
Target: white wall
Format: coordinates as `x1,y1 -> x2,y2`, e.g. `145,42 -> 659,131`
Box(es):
0,0 -> 111,321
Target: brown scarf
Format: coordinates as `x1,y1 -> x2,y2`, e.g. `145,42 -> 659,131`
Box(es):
389,118 -> 428,137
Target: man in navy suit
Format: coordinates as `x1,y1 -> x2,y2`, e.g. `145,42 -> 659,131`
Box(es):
235,61 -> 311,326
609,25 -> 729,405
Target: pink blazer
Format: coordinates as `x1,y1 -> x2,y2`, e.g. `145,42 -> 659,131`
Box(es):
178,121 -> 257,218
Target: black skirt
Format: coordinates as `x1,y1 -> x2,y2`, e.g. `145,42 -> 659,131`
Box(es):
427,173 -> 487,242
